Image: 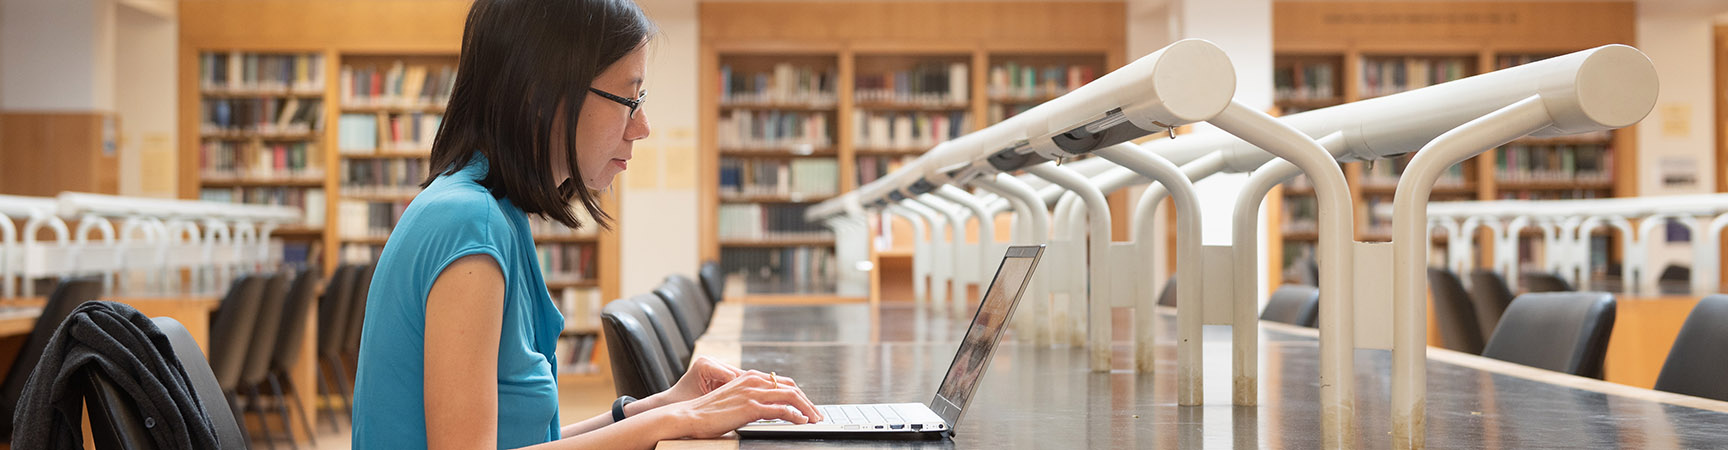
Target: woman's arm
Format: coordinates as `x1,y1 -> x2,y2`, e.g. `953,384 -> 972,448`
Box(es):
423,254 -> 509,450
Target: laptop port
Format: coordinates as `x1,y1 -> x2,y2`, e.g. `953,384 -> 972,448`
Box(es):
890,424 -> 905,430
910,424 -> 923,430
874,425 -> 884,429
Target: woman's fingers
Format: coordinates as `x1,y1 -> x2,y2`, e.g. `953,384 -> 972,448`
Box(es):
752,400 -> 810,424
744,387 -> 822,423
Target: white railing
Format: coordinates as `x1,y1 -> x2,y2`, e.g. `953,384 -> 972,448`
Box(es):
0,192 -> 301,298
804,41 -> 1657,450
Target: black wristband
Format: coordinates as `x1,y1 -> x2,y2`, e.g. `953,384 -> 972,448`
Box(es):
612,395 -> 637,423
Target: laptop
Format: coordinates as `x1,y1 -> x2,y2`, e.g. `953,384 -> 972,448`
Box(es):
737,244 -> 1045,440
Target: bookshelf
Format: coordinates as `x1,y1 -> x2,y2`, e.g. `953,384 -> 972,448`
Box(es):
194,50 -> 330,267
1265,1 -> 1638,290
699,1 -> 1125,303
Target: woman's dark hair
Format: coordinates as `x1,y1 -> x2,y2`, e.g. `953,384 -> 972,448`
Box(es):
424,0 -> 656,230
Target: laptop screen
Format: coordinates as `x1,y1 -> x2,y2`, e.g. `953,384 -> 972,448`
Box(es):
929,245 -> 1043,430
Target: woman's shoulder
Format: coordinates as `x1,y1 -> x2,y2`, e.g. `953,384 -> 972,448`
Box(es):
400,178 -> 513,240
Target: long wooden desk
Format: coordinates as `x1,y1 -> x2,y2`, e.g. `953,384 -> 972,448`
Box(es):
663,302 -> 1728,449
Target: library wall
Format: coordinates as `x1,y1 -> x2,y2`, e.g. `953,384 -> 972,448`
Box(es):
619,0 -> 703,296
115,2 -> 178,198
1,0 -> 112,110
1632,2 -> 1728,287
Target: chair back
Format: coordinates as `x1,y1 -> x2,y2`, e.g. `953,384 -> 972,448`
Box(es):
1157,277 -> 1178,307
271,267 -> 322,373
600,299 -> 676,398
1520,271 -> 1573,293
1654,294 -> 1728,401
239,270 -> 295,386
1427,267 -> 1486,354
153,317 -> 249,449
699,261 -> 726,305
1467,270 -> 1517,342
316,265 -> 357,357
653,278 -> 709,347
343,263 -> 376,354
1481,292 -> 1617,379
0,277 -> 103,439
631,294 -> 691,377
208,274 -> 268,391
1260,284 -> 1320,327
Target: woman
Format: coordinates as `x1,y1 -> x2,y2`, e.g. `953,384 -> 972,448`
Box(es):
350,0 -> 822,448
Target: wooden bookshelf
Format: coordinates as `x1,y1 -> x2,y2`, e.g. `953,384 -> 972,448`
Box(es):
699,1 -> 1124,302
1264,1 -> 1639,291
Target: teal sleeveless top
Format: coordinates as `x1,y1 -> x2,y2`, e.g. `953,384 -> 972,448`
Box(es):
352,154 -> 565,449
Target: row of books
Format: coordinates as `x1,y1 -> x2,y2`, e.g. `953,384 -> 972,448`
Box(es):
200,141 -> 324,182
339,243 -> 383,265
719,63 -> 838,106
198,52 -> 325,93
201,98 -> 324,135
1359,56 -> 1472,99
717,111 -> 832,150
986,63 -> 1098,100
537,243 -> 598,285
853,110 -> 971,151
855,62 -> 968,105
1495,54 -> 1553,70
529,210 -> 600,239
555,287 -> 603,332
1274,61 -> 1340,102
986,103 -> 1035,125
717,204 -> 833,240
200,187 -> 325,227
719,246 -> 837,295
337,113 -> 442,153
856,155 -> 915,186
1495,144 -> 1613,184
337,200 -> 409,239
1281,196 -> 1317,234
339,62 -> 457,108
554,331 -> 602,375
718,158 -> 838,198
1360,154 -> 1467,187
340,158 -> 427,197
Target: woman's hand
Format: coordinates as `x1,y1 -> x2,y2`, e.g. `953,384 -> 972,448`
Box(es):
657,371 -> 825,439
662,356 -> 744,403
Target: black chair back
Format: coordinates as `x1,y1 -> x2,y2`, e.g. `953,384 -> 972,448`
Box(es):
316,265 -> 357,358
0,277 -> 102,439
1427,267 -> 1486,354
631,294 -> 692,377
1481,292 -> 1617,379
208,274 -> 268,392
239,270 -> 295,386
666,274 -> 713,322
271,267 -> 321,374
1658,265 -> 1691,295
1260,284 -> 1320,327
1157,277 -> 1178,307
1467,270 -> 1517,342
699,261 -> 726,305
654,277 -> 709,347
1654,294 -> 1728,401
1521,271 -> 1574,293
343,263 -> 376,355
84,368 -> 153,450
600,299 -> 676,398
154,317 -> 249,449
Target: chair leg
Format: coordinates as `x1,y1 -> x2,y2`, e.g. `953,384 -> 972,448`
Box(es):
273,371 -> 319,446
266,373 -> 303,449
247,384 -> 279,450
226,390 -> 254,444
328,355 -> 355,421
314,364 -> 342,433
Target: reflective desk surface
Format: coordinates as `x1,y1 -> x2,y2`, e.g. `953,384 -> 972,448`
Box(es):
661,302 -> 1728,449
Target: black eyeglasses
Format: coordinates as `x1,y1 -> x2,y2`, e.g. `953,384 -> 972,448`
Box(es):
588,87 -> 646,118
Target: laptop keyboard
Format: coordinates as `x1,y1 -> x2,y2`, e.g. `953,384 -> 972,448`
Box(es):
749,404 -> 912,430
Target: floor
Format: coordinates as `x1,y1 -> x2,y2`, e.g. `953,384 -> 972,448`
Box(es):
283,374 -> 616,450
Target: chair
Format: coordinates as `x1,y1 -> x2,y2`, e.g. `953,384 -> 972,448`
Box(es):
232,271 -> 296,449
314,265 -> 358,430
630,293 -> 692,377
699,261 -> 726,305
1157,277 -> 1178,307
1658,264 -> 1691,295
85,317 -> 248,450
600,299 -> 676,398
1653,294 -> 1728,401
0,276 -> 103,440
267,267 -> 323,445
666,274 -> 714,322
1481,292 -> 1616,379
1467,270 -> 1517,342
342,264 -> 376,360
653,277 -> 710,348
207,274 -> 268,424
1427,268 -> 1486,354
1259,284 -> 1320,327
1520,271 -> 1573,293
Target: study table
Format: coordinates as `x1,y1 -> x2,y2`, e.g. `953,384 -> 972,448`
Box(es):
660,301 -> 1728,449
